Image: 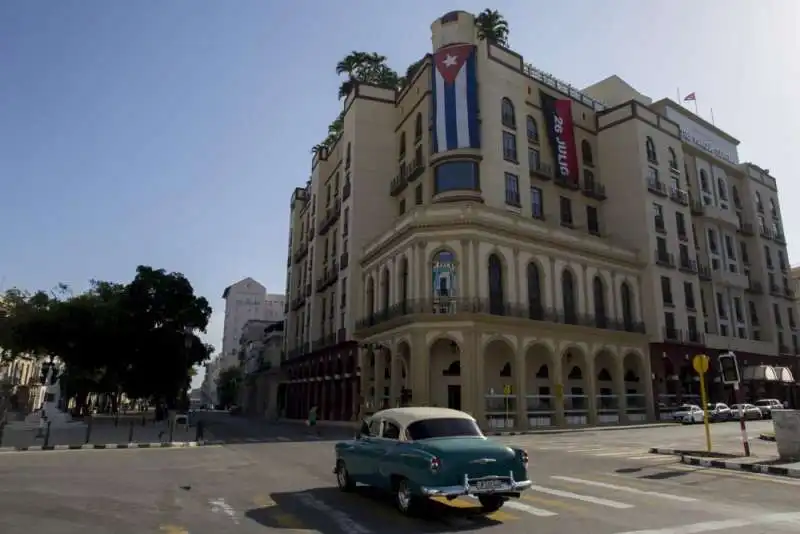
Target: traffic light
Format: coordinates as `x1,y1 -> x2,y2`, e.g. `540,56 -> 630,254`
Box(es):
718,352 -> 740,384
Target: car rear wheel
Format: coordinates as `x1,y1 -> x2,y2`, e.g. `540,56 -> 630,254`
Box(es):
478,495 -> 505,513
336,460 -> 355,492
395,478 -> 419,516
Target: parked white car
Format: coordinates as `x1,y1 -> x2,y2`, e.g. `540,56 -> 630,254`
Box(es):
673,404 -> 705,424
730,404 -> 764,420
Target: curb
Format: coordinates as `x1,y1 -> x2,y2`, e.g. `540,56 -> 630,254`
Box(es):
486,423 -> 677,436
680,455 -> 800,478
759,433 -> 776,442
648,447 -> 800,478
0,441 -> 212,453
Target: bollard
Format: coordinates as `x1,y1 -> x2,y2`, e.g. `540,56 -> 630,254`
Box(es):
128,420 -> 135,443
195,420 -> 204,442
85,416 -> 93,444
168,418 -> 174,443
43,421 -> 52,448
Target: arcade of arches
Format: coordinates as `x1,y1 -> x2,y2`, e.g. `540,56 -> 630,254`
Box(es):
357,331 -> 655,429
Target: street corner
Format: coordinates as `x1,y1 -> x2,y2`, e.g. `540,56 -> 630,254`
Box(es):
244,486 -> 517,533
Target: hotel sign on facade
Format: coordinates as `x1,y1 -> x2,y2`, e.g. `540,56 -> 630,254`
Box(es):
664,107 -> 739,165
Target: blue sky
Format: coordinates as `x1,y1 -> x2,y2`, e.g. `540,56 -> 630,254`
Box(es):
1,1 -> 798,389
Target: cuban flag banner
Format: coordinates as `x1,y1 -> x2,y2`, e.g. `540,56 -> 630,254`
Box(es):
432,44 -> 480,154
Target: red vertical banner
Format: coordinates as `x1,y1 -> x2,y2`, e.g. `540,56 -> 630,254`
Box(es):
540,91 -> 579,185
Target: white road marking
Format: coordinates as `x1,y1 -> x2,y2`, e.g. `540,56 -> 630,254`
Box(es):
626,455 -> 673,460
613,512 -> 800,533
208,498 -> 239,524
528,484 -> 633,509
296,491 -> 372,534
550,476 -> 697,503
503,499 -> 558,517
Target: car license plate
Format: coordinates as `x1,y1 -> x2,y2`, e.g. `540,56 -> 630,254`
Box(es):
475,479 -> 506,491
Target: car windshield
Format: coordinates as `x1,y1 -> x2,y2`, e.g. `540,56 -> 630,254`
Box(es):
755,401 -> 772,406
406,417 -> 484,440
678,405 -> 696,411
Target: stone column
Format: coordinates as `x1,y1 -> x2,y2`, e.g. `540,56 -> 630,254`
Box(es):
552,353 -> 565,426
515,347 -> 528,430
390,355 -> 402,407
410,331 -> 429,406
613,356 -> 628,424
374,349 -> 386,410
585,356 -> 598,425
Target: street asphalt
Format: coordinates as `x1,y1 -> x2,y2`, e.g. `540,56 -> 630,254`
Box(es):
0,413 -> 796,534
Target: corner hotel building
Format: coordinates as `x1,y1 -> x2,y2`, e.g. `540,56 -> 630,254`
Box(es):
279,10 -> 799,429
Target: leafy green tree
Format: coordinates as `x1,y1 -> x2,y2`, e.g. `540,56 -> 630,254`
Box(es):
216,366 -> 242,408
475,9 -> 510,46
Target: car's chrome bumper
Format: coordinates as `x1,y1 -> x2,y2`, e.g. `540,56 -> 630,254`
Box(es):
420,471 -> 532,498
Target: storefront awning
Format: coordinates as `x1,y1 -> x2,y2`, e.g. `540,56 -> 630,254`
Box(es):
741,365 -> 779,381
773,366 -> 795,384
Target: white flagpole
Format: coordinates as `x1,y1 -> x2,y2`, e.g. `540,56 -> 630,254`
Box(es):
710,108 -> 716,125
677,88 -> 681,102
693,98 -> 699,115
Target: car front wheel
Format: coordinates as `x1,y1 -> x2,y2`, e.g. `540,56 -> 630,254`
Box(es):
335,460 -> 355,492
478,495 -> 505,513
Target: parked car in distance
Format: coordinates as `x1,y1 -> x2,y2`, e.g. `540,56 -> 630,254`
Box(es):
707,403 -> 732,422
730,404 -> 763,420
673,404 -> 705,424
754,399 -> 784,419
333,407 -> 531,516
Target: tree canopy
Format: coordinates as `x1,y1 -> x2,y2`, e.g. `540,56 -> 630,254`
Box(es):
0,265 -> 213,411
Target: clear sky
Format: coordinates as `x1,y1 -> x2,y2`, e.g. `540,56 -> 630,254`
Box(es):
1,1 -> 798,390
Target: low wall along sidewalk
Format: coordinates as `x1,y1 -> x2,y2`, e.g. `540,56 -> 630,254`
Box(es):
0,417 -> 196,449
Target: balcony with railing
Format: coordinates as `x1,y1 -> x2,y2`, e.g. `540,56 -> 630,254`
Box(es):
647,177 -> 667,197
293,242 -> 309,263
697,263 -> 712,281
582,176 -> 606,201
318,198 -> 342,235
737,222 -> 754,236
668,186 -> 689,206
655,250 -> 675,268
316,260 -> 339,293
554,174 -> 580,191
679,257 -> 698,274
759,225 -> 775,240
529,161 -> 554,181
746,279 -> 764,295
355,298 -> 646,335
690,197 -> 704,216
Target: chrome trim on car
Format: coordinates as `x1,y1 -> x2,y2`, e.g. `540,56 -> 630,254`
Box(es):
469,458 -> 496,464
419,470 -> 532,497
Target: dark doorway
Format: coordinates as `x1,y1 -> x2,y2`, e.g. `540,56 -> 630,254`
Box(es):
447,385 -> 462,410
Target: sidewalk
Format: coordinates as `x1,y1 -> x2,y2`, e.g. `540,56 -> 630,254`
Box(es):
0,418 -> 199,450
275,417 -> 677,435
649,440 -> 800,478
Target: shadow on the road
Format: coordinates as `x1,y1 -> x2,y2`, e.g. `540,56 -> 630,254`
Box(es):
246,486 -> 504,532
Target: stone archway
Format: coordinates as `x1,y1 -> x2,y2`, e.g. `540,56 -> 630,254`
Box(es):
393,341 -> 411,406
594,350 -> 618,424
524,344 -> 554,427
429,338 -> 461,410
483,338 -> 515,430
561,347 -> 588,425
623,352 -> 646,422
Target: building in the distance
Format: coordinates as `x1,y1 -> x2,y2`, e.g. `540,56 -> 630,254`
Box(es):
280,10 -> 798,428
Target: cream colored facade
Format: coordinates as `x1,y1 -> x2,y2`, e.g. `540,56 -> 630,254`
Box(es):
282,10 -> 796,427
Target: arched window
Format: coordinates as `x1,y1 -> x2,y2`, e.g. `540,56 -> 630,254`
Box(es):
562,270 -> 577,324
621,282 -> 633,331
717,178 -> 728,201
645,136 -> 657,163
501,97 -> 516,129
732,184 -> 741,207
593,276 -> 606,328
581,140 -> 593,166
668,147 -> 678,170
526,115 -> 539,143
769,198 -> 778,217
488,253 -> 504,315
380,268 -> 390,312
755,191 -> 763,212
432,250 -> 456,313
527,262 -> 542,320
398,132 -> 406,160
699,169 -> 709,192
414,113 -> 422,142
366,277 -> 375,318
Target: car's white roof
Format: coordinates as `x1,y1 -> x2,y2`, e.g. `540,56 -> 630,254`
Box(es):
371,407 -> 474,428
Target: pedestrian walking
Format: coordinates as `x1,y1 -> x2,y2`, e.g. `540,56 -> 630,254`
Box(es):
307,405 -> 319,436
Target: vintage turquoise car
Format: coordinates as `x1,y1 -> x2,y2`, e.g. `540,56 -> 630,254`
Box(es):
333,407 -> 531,515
